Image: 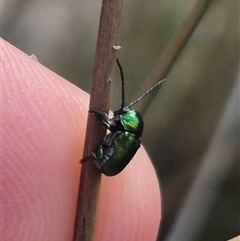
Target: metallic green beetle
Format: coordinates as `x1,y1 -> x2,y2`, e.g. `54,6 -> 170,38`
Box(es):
89,59 -> 165,176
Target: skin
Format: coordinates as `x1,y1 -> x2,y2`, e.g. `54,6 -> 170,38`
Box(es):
1,38 -> 161,241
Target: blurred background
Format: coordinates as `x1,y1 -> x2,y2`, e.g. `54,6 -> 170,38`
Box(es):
2,0 -> 239,240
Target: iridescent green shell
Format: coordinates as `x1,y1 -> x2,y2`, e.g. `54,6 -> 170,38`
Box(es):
120,110 -> 143,136
95,131 -> 140,176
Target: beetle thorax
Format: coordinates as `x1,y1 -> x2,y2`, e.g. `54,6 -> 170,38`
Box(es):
119,109 -> 143,137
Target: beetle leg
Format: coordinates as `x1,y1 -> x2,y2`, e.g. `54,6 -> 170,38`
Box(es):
89,109 -> 111,129
93,132 -> 122,170
80,150 -> 106,170
80,151 -> 98,163
80,153 -> 93,163
103,131 -> 122,147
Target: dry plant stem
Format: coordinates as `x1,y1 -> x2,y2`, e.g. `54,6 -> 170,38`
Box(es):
73,0 -> 124,240
137,0 -> 214,113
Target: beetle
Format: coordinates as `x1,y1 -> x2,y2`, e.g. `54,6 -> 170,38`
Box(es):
84,59 -> 165,176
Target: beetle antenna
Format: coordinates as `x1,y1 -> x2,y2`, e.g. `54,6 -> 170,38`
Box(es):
126,78 -> 166,109
116,58 -> 125,108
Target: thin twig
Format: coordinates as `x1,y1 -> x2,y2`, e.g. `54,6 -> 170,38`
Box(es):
73,0 -> 124,240
136,0 -> 215,114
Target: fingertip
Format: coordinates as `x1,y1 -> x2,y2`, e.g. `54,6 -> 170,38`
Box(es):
2,39 -> 88,240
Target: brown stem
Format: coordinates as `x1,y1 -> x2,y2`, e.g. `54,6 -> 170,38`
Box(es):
73,0 -> 124,240
136,0 -> 214,114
